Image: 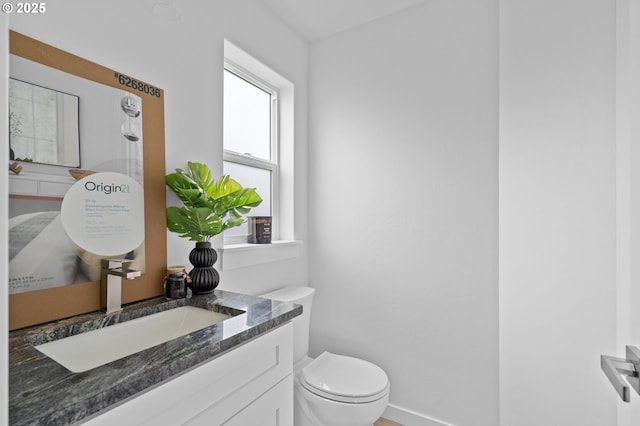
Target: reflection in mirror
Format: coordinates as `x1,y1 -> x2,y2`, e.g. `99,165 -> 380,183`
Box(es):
8,54 -> 146,295
9,54 -> 144,183
9,78 -> 80,167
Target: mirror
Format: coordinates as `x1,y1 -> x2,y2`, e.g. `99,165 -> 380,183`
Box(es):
9,78 -> 80,167
9,53 -> 147,292
8,31 -> 167,330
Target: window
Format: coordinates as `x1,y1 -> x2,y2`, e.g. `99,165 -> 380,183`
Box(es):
223,64 -> 278,244
219,40 -> 300,269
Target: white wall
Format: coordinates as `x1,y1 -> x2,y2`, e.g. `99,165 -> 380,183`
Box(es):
1,12 -> 9,426
308,1 -> 499,425
500,1 -> 618,425
8,0 -> 309,298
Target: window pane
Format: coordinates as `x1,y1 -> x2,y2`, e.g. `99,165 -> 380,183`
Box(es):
223,70 -> 271,161
223,161 -> 272,238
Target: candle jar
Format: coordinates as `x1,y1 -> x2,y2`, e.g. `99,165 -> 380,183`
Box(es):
248,216 -> 272,244
164,265 -> 187,299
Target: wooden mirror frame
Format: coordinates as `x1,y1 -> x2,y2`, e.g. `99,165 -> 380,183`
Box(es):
9,31 -> 167,330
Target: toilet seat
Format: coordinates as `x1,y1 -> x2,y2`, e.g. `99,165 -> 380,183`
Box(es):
300,352 -> 389,404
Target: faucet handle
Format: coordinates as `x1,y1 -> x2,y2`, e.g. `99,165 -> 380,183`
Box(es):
102,258 -> 134,270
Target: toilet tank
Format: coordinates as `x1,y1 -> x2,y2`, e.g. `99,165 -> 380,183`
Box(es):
260,286 -> 314,364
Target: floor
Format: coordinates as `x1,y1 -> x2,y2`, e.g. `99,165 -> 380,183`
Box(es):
375,418 -> 403,426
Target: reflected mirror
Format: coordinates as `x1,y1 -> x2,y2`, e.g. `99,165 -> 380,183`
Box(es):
9,78 -> 80,167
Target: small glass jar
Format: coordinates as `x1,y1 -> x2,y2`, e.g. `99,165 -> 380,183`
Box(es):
164,265 -> 187,299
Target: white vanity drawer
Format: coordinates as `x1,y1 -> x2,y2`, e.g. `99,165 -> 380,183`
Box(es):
83,322 -> 294,426
206,374 -> 294,426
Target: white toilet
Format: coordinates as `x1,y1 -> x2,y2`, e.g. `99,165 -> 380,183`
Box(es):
261,286 -> 390,426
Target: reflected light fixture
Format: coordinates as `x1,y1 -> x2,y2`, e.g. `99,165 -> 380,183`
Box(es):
121,95 -> 140,118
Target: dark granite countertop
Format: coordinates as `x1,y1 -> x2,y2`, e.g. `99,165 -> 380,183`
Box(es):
9,290 -> 302,426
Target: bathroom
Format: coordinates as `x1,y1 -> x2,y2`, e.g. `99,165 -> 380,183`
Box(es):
1,0 -> 638,425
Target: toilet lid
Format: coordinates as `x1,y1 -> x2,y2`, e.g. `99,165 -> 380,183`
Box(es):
301,352 -> 389,403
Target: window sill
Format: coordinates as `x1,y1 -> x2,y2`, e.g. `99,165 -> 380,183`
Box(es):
218,240 -> 302,271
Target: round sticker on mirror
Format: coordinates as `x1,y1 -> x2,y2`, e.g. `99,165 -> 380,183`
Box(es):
61,172 -> 145,256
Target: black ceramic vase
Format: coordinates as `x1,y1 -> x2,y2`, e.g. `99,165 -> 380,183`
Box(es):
188,241 -> 219,294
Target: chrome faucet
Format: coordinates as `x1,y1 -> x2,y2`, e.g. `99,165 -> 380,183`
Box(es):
100,258 -> 141,314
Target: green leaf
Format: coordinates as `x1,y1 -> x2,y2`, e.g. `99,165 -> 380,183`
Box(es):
206,175 -> 243,200
214,188 -> 262,217
185,162 -> 215,194
166,172 -> 205,207
166,206 -> 223,242
222,216 -> 246,232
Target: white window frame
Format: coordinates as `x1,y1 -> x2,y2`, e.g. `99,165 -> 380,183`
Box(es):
223,62 -> 280,245
219,40 -> 300,270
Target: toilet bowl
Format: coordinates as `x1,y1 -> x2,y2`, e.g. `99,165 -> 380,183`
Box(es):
295,351 -> 389,426
261,287 -> 390,426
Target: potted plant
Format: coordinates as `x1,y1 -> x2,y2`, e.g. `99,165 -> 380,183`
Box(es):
166,161 -> 262,293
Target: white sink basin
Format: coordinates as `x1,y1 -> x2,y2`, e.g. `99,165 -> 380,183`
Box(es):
34,306 -> 231,372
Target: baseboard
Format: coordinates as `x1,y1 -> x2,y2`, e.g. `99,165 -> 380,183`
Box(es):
383,403 -> 456,426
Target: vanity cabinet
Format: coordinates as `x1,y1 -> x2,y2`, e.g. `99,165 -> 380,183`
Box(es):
83,322 -> 293,425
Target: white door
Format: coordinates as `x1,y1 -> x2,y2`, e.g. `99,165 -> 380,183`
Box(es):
608,0 -> 640,424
